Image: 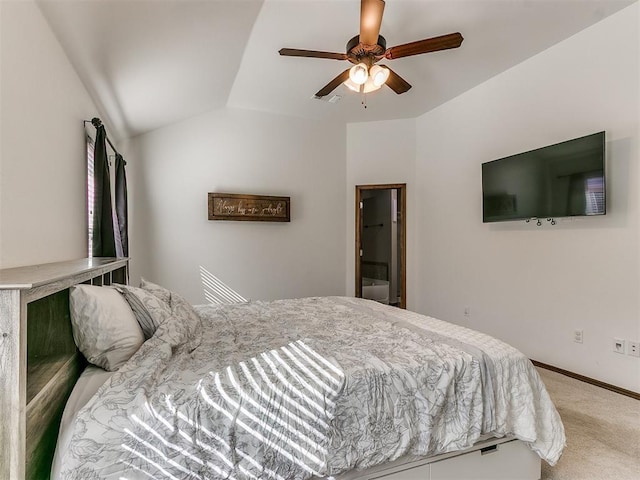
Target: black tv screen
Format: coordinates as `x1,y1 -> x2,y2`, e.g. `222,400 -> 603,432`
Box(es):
482,131 -> 605,223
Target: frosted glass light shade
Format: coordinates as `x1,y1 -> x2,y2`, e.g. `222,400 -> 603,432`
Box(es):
343,78 -> 360,92
349,63 -> 369,85
369,65 -> 390,87
343,77 -> 382,94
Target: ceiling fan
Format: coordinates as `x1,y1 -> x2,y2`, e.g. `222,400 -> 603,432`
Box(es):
279,0 -> 464,99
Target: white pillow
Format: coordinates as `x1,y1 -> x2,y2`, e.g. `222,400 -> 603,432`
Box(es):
69,285 -> 144,371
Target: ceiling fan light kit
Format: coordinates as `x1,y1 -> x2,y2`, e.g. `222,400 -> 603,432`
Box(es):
369,65 -> 390,87
279,0 -> 464,103
344,76 -> 383,94
349,63 -> 369,85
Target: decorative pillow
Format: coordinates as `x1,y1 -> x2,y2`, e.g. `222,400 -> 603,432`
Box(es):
69,285 -> 144,371
112,284 -> 172,340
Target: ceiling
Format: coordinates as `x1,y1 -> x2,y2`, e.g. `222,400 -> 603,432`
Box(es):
37,0 -> 636,140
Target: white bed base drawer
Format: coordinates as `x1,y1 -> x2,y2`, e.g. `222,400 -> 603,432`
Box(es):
366,439 -> 540,480
430,439 -> 540,479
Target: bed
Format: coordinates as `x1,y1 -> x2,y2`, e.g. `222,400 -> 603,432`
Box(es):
0,258 -> 565,480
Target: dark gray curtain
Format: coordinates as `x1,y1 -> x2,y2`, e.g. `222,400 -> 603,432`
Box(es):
114,153 -> 129,257
91,125 -> 117,257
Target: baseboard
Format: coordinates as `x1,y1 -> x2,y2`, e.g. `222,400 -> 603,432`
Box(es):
531,360 -> 640,401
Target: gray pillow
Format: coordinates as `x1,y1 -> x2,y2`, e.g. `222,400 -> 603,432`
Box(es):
113,284 -> 172,340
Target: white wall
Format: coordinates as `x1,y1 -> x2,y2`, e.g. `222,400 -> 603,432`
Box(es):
0,0 -> 103,268
414,4 -> 639,391
129,107 -> 346,304
346,119 -> 416,306
347,4 -> 639,392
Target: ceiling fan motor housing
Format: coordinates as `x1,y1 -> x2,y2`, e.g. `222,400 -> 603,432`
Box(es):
346,35 -> 387,64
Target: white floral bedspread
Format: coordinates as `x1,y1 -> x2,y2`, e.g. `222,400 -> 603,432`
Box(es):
60,297 -> 565,479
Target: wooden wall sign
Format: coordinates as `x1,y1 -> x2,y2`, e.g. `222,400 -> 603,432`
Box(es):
208,193 -> 290,222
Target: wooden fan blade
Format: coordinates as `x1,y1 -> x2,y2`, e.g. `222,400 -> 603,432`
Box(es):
385,32 -> 463,59
315,69 -> 351,98
279,48 -> 348,60
383,66 -> 412,94
360,0 -> 385,45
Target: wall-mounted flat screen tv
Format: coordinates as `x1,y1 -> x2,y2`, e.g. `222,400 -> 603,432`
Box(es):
482,131 -> 605,223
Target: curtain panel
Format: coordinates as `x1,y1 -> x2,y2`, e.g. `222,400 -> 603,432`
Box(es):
91,125 -> 117,257
89,123 -> 128,258
114,153 -> 129,257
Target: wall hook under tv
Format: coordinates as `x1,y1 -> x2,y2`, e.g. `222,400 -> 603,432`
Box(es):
525,217 -> 556,226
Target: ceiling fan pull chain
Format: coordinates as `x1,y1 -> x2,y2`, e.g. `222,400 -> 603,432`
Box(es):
359,82 -> 367,108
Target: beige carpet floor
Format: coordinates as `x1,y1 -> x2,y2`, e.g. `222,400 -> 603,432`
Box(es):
537,367 -> 640,480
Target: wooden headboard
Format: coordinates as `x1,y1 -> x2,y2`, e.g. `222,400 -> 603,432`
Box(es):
0,257 -> 128,480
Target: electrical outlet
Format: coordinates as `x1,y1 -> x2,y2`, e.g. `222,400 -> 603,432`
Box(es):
628,341 -> 640,357
613,338 -> 626,354
573,329 -> 583,343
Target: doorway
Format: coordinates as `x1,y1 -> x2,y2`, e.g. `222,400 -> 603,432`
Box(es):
355,184 -> 406,309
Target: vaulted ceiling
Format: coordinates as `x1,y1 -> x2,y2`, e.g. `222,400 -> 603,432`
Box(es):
37,0 -> 636,139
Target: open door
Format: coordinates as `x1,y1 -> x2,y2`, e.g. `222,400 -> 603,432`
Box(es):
355,184 -> 406,309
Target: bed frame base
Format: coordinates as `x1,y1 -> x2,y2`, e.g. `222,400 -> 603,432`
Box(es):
333,437 -> 540,480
